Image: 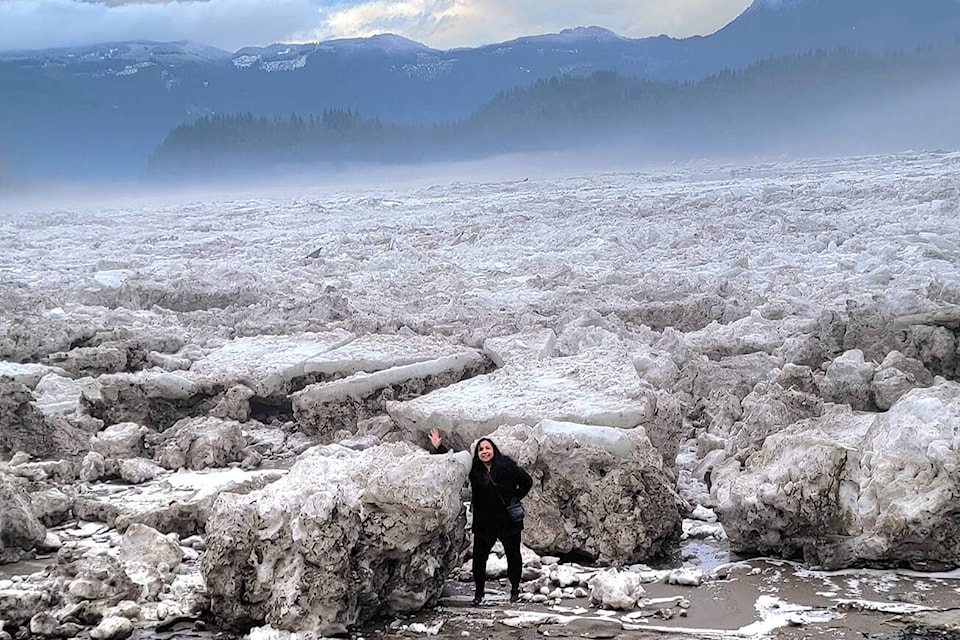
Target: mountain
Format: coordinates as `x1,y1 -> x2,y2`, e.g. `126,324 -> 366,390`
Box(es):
2,0 -> 959,181
704,0 -> 960,72
145,44 -> 960,179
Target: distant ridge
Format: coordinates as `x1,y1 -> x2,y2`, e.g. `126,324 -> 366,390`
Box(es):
725,0 -> 960,54
510,26 -> 627,44
0,40 -> 233,62
744,0 -> 814,12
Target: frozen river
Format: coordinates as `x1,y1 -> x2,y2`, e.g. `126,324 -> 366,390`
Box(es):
3,150 -> 960,640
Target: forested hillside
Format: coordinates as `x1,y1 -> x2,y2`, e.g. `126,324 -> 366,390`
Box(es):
147,44 -> 960,179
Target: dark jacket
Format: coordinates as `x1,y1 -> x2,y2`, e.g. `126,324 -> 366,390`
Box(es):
469,455 -> 533,535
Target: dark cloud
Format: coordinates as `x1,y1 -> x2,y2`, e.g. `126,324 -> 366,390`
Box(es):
0,0 -> 323,52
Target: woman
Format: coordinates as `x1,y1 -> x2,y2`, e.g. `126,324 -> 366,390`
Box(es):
429,428 -> 533,605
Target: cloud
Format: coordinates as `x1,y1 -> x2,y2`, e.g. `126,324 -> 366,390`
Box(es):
0,0 -> 752,52
308,0 -> 474,45
313,0 -> 752,48
0,0 -> 322,52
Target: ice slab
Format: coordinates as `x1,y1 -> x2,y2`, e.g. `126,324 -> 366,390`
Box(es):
387,348 -> 655,446
0,362 -> 70,389
187,330 -> 355,396
293,350 -> 488,438
189,331 -> 486,398
72,467 -> 285,536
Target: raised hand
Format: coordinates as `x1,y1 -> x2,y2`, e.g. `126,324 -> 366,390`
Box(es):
429,428 -> 442,449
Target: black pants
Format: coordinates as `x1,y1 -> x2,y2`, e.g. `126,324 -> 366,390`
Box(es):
472,528 -> 522,595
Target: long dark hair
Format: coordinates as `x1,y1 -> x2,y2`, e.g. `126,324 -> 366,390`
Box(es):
469,437 -> 514,484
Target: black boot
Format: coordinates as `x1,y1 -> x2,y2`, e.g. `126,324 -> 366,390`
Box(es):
472,585 -> 484,606
510,586 -> 520,602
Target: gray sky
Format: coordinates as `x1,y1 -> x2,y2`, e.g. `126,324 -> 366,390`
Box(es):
0,0 -> 754,52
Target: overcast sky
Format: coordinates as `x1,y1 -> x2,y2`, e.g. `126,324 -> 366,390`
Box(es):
0,0 -> 754,52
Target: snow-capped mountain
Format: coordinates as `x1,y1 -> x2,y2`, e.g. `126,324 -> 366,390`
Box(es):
0,40 -> 232,67
2,0 -> 959,181
509,26 -> 627,45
